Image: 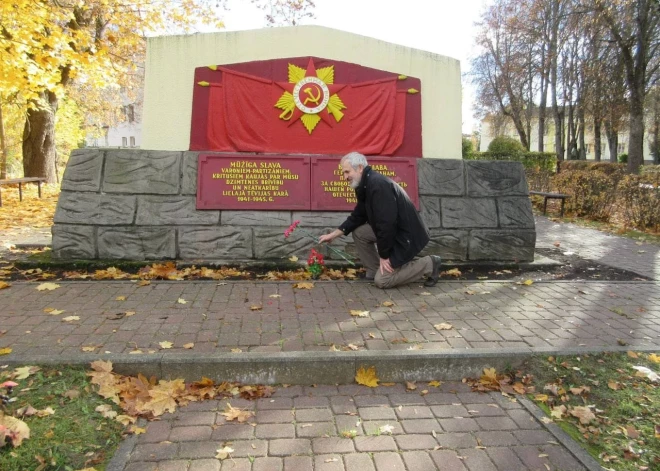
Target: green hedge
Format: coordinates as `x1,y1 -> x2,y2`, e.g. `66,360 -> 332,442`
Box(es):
465,151 -> 557,172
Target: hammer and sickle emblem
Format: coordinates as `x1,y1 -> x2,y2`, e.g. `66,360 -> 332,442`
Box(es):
302,86 -> 322,105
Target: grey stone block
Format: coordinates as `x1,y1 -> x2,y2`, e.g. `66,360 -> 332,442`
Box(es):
54,192 -> 136,225
181,151 -> 199,195
136,196 -> 219,225
222,211 -> 291,226
61,149 -> 103,192
466,161 -> 528,196
417,159 -> 464,196
469,230 -> 536,261
419,229 -> 468,260
420,197 -> 440,228
98,227 -> 175,260
254,227 -> 347,260
103,150 -> 181,194
441,198 -> 497,228
178,227 -> 253,259
51,225 -> 96,259
292,212 -> 351,227
498,197 -> 535,228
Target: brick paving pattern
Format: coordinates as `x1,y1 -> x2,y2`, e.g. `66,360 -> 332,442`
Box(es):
124,381 -> 587,471
1,279 -> 658,356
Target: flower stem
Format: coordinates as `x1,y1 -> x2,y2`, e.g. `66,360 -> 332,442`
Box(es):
297,228 -> 355,266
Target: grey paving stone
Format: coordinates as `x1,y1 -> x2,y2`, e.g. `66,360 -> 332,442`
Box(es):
457,448 -> 497,471
284,456 -> 313,471
429,450 -> 469,471
269,438 -> 312,456
402,451 -> 437,471
373,452 -> 406,471
354,436 -> 397,452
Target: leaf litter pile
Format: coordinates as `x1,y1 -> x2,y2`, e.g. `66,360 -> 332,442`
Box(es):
459,351 -> 660,471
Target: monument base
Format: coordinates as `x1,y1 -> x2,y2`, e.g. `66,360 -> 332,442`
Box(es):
52,150 -> 536,262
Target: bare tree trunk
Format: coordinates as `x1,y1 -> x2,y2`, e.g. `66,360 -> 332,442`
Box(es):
651,93 -> 660,164
594,119 -> 602,161
627,92 -> 645,172
22,91 -> 58,183
0,95 -> 7,180
578,110 -> 586,160
605,120 -> 618,162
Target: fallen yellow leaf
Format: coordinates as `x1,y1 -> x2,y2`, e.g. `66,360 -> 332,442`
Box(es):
355,366 -> 379,388
116,296 -> 126,301
36,282 -> 60,291
382,301 -> 395,307
434,323 -> 453,330
289,255 -> 299,262
648,353 -> 660,363
250,304 -> 263,311
215,446 -> 234,460
522,279 -> 534,286
82,346 -> 99,352
177,298 -> 187,304
62,316 -> 80,322
0,347 -> 12,355
293,282 -> 314,289
350,310 -> 370,318
183,343 -> 194,349
0,281 -> 10,289
428,380 -> 442,387
159,341 -> 173,349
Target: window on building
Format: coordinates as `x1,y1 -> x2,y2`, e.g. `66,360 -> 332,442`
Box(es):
123,105 -> 135,123
122,137 -> 128,147
130,136 -> 136,147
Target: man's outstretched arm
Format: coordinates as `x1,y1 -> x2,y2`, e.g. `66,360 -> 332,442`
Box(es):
318,229 -> 344,244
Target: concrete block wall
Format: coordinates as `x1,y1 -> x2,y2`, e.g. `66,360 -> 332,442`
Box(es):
52,150 -> 536,262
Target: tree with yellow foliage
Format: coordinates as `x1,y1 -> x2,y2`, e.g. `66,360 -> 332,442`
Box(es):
0,0 -> 225,183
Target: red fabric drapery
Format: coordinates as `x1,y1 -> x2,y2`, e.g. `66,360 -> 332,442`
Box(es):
206,69 -> 407,155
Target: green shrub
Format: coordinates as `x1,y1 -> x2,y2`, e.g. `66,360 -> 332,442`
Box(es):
560,160 -> 626,176
551,170 -> 618,221
640,165 -> 660,176
487,136 -> 525,155
618,175 -> 660,231
462,137 -> 473,158
466,151 -> 556,172
618,153 -> 628,163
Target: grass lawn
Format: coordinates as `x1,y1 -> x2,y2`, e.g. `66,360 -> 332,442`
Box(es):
523,351 -> 660,471
0,365 -> 124,471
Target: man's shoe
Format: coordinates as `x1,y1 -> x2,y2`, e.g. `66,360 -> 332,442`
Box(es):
424,255 -> 442,287
359,271 -> 375,281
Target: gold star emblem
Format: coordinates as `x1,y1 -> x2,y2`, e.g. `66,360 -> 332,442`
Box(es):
275,58 -> 347,134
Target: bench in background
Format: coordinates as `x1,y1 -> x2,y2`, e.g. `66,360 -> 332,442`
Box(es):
0,177 -> 47,207
529,190 -> 570,217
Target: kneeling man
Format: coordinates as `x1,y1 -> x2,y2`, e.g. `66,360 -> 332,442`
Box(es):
318,152 -> 441,289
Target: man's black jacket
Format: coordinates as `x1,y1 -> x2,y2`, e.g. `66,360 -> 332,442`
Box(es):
338,166 -> 430,268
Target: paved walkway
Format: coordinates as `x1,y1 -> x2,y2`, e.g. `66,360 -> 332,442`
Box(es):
119,382 -> 590,471
1,215 -> 659,470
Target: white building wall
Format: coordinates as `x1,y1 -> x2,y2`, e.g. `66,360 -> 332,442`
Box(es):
142,25 -> 462,158
480,118 -> 653,161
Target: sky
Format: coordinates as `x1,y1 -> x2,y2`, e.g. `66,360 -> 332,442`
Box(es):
220,0 -> 489,134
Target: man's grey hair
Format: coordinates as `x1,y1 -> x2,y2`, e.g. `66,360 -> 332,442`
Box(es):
341,152 -> 368,170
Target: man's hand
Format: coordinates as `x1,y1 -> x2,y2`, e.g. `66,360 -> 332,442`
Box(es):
318,229 -> 343,244
379,257 -> 394,275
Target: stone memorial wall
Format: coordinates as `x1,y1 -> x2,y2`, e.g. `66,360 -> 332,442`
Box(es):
52,149 -> 535,263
